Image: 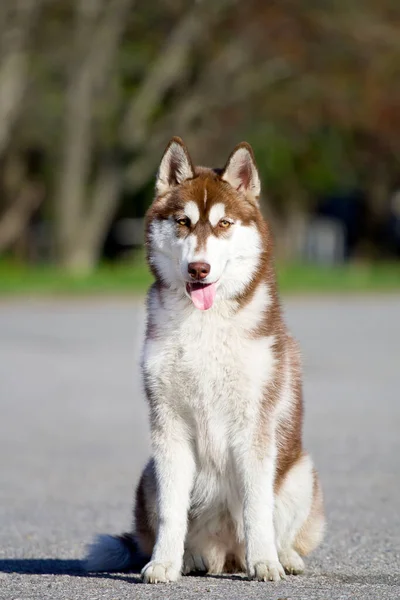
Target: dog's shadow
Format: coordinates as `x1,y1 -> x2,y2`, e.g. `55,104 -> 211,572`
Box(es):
0,559 -> 229,582
0,559 -> 141,584
1,560 -> 399,588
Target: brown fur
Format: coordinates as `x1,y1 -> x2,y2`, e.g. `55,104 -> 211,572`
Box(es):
134,464 -> 156,557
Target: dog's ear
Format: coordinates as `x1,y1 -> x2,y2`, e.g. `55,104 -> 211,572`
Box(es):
156,137 -> 195,194
221,142 -> 261,204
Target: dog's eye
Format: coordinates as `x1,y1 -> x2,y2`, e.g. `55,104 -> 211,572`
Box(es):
219,219 -> 232,229
176,217 -> 190,227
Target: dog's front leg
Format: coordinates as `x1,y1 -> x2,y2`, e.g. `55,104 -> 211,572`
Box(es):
238,442 -> 286,582
141,414 -> 195,584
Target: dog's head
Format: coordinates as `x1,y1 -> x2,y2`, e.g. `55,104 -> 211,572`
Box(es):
146,137 -> 268,310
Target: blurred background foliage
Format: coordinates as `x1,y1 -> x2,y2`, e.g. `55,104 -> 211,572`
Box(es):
1,0 -> 400,286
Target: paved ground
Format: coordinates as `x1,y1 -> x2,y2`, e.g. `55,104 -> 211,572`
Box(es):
0,296 -> 399,600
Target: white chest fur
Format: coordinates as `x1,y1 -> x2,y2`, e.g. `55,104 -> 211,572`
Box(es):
142,284 -> 276,472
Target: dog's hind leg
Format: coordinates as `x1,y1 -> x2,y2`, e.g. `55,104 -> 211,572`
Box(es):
274,452 -> 325,575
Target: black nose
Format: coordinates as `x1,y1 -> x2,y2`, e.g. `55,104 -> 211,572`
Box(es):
188,262 -> 211,280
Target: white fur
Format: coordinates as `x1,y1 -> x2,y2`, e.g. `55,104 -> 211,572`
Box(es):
85,534 -> 131,572
208,202 -> 225,227
234,282 -> 271,332
211,223 -> 263,300
142,561 -> 181,583
142,411 -> 195,581
142,276 -> 280,579
184,200 -> 200,225
275,453 -> 314,574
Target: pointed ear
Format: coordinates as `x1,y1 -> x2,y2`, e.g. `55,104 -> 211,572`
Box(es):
156,136 -> 195,194
221,142 -> 261,203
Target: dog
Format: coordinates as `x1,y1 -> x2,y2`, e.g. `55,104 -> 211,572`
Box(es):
85,137 -> 325,583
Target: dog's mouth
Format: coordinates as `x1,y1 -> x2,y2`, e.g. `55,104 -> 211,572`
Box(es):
186,281 -> 217,311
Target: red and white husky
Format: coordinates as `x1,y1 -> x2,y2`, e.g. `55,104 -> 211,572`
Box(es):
85,137 -> 325,583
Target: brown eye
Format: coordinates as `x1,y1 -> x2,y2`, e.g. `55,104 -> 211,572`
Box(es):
176,217 -> 190,227
219,219 -> 231,229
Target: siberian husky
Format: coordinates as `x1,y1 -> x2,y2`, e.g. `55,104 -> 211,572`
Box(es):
85,137 -> 325,583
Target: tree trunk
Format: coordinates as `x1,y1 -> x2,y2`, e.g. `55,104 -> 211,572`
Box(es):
59,244 -> 98,275
55,0 -> 102,267
55,0 -> 132,273
58,162 -> 121,275
0,0 -> 42,155
0,181 -> 43,253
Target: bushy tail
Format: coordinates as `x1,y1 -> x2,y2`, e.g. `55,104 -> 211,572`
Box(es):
84,533 -> 146,572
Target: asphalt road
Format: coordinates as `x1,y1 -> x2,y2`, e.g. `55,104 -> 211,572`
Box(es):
0,296 -> 399,600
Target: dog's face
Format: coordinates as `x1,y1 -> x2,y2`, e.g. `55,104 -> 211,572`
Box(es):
146,137 -> 267,310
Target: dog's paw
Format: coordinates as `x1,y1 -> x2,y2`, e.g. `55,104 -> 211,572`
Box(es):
279,549 -> 305,575
141,561 -> 180,583
249,560 -> 286,582
183,552 -> 207,575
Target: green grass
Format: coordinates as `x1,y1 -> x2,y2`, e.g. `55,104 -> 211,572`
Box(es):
0,257 -> 399,297
277,261 -> 400,293
0,257 -> 152,296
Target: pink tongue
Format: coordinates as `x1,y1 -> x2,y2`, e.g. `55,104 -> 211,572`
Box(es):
189,282 -> 217,310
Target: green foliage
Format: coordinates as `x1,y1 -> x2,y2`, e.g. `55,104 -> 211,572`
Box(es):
252,126 -> 298,190
251,125 -> 358,206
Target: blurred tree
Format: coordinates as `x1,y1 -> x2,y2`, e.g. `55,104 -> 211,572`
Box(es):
0,0 -> 44,254
55,0 -> 132,272
0,0 -> 400,268
0,0 -> 43,154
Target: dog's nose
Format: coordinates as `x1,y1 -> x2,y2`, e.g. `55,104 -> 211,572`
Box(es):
188,262 -> 211,280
